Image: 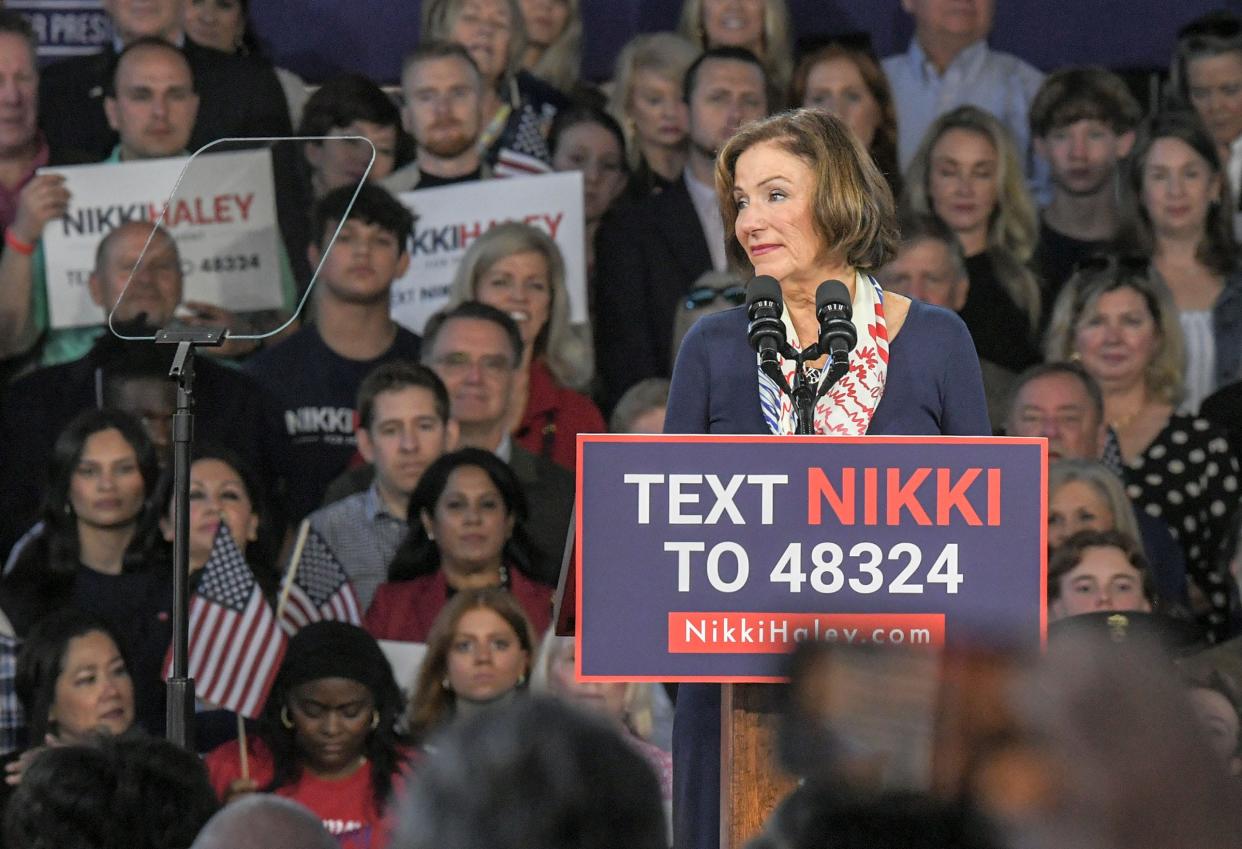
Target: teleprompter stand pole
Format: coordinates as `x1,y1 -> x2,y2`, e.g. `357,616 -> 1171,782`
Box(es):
156,326 -> 224,749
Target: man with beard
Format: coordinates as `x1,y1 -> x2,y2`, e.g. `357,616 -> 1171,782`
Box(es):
593,46 -> 769,408
1030,68 -> 1141,314
384,41 -> 490,192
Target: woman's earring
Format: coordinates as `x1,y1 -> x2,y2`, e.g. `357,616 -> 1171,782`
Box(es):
371,711 -> 381,731
280,706 -> 294,729
442,677 -> 452,691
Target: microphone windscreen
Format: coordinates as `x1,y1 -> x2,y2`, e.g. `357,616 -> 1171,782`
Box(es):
746,275 -> 783,311
815,279 -> 851,317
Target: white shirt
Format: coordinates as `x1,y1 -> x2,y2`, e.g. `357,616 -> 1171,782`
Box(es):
684,165 -> 727,272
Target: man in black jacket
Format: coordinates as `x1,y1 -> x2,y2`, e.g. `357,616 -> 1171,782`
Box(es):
592,47 -> 769,410
37,0 -> 290,159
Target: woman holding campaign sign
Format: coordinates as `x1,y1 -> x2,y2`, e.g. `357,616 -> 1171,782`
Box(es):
663,108 -> 989,849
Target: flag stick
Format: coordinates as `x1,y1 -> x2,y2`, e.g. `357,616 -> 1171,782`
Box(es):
276,519 -> 311,622
237,714 -> 250,781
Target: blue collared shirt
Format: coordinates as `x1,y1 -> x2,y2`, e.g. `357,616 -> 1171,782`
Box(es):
883,38 -> 1046,195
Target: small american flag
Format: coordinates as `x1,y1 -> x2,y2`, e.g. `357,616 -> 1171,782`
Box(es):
494,104 -> 553,178
278,525 -> 362,634
164,524 -> 286,718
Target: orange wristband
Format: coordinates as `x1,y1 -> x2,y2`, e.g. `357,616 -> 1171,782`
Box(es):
4,229 -> 34,256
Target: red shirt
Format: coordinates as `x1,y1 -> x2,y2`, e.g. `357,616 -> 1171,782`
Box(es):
514,358 -> 606,472
364,569 -> 552,642
205,739 -> 413,849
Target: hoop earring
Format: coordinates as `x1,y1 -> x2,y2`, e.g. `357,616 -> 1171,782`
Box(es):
280,706 -> 294,729
442,677 -> 452,692
371,711 -> 381,731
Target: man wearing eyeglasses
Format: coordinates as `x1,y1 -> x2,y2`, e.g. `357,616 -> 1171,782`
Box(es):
421,300 -> 573,586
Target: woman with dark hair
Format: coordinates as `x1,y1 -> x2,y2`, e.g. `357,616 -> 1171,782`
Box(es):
406,586 -> 535,743
157,444 -> 278,596
0,410 -> 171,733
205,621 -> 411,848
791,42 -> 902,199
156,445 -> 280,751
1170,11 -> 1242,238
423,0 -> 568,175
297,74 -> 413,200
1116,112 -> 1242,412
550,104 -> 629,282
5,609 -> 136,787
181,0 -> 309,123
364,448 -> 552,642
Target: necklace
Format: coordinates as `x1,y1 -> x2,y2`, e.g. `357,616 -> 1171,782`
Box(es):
1109,403 -> 1144,433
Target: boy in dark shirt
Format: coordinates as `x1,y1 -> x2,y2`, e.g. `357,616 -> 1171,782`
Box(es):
246,184 -> 420,524
1030,68 -> 1141,315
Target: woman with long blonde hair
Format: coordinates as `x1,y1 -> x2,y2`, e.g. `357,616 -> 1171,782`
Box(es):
607,32 -> 698,199
677,0 -> 792,103
519,0 -> 581,93
902,105 -> 1043,374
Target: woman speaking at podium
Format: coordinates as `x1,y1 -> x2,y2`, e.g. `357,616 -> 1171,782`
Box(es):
663,109 -> 989,849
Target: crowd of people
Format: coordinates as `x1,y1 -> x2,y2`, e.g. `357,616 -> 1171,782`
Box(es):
0,0 -> 1240,847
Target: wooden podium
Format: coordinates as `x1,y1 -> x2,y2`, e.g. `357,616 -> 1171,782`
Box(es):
569,435 -> 1047,848
721,684 -> 797,849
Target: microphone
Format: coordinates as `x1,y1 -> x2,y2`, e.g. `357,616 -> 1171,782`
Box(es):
746,276 -> 785,369
815,280 -> 857,365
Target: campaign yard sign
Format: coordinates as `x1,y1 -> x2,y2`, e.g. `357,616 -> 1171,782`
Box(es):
42,149 -> 283,329
390,170 -> 585,333
576,435 -> 1047,682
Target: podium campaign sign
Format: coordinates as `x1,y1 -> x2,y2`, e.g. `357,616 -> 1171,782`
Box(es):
576,435 -> 1047,682
42,149 -> 283,329
390,171 -> 585,333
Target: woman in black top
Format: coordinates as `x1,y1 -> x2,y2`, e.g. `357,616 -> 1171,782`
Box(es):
1,409 -> 171,734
